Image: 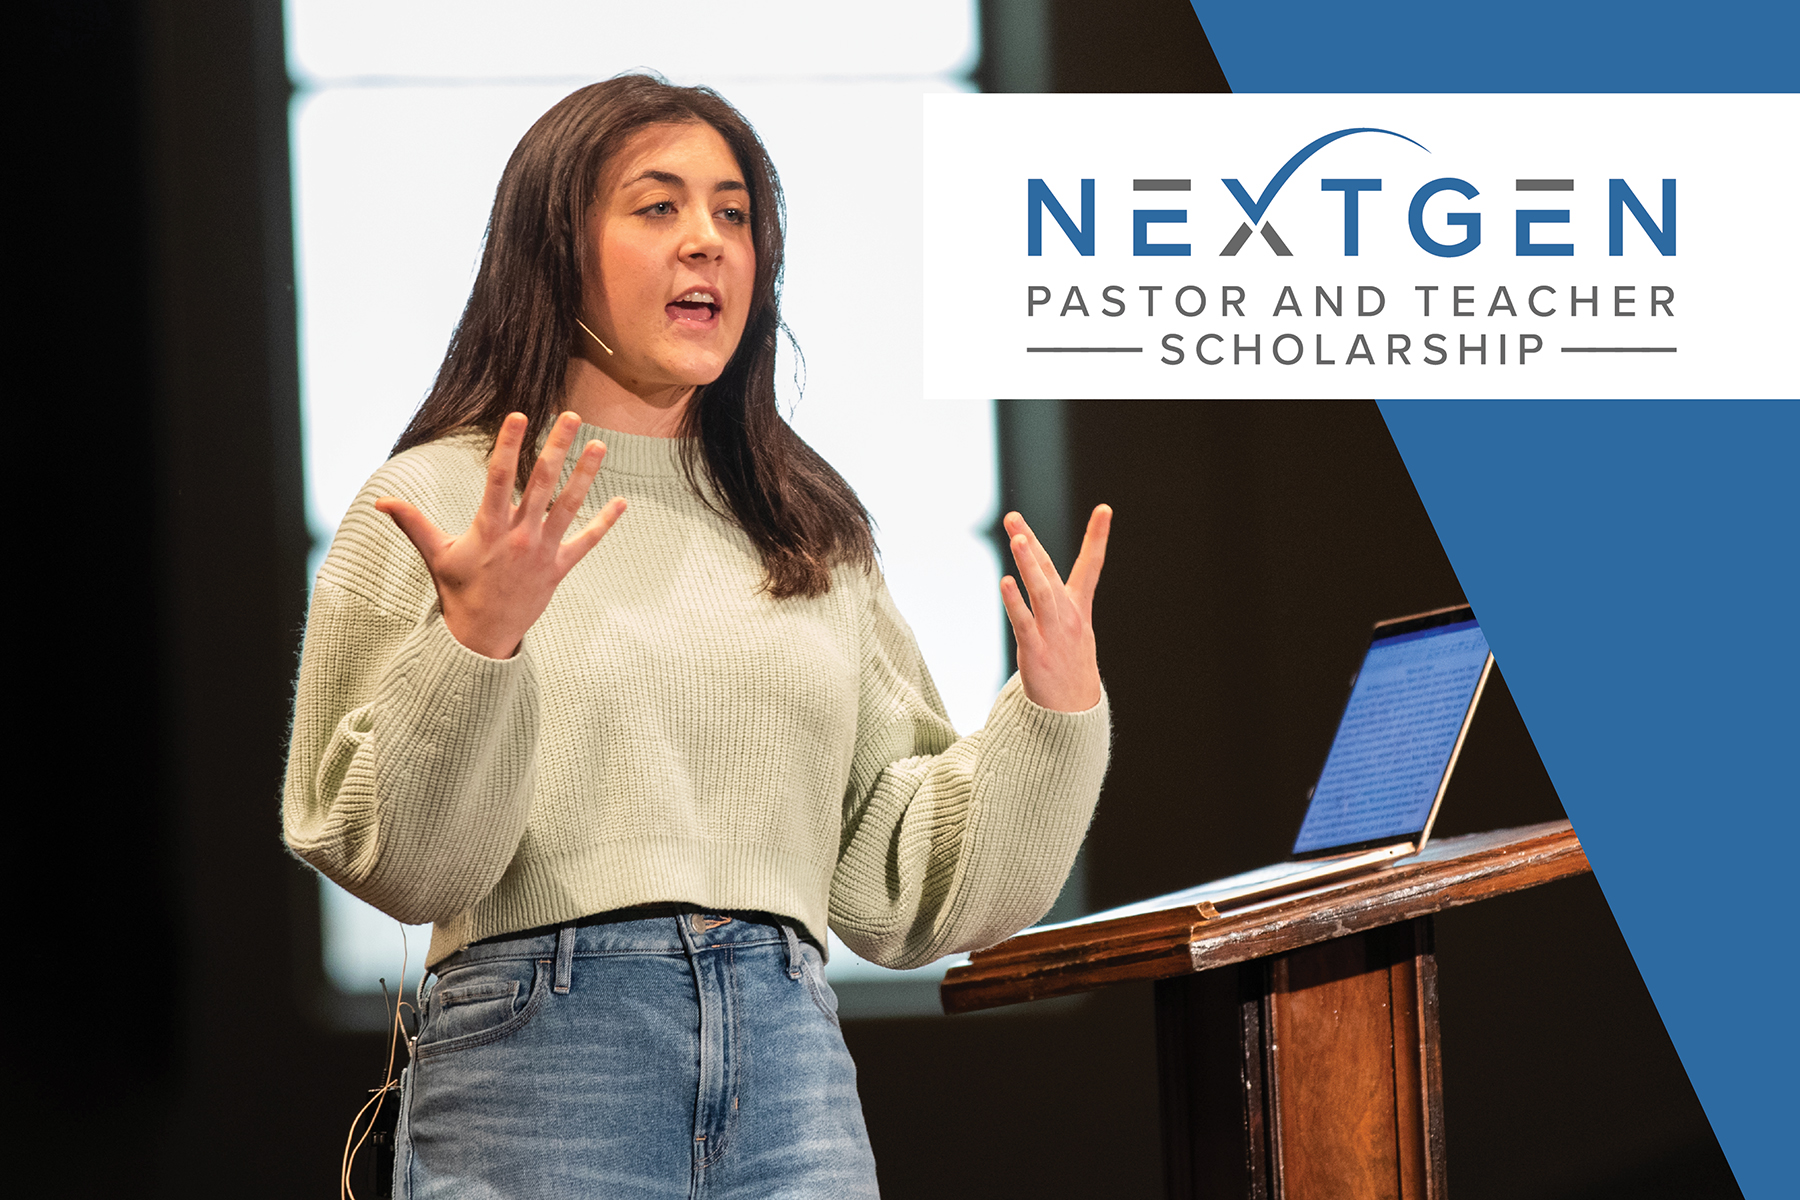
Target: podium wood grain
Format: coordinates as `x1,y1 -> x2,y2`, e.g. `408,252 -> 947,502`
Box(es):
942,822 -> 1587,1199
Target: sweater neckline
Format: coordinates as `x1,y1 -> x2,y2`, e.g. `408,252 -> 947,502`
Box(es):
577,423 -> 691,478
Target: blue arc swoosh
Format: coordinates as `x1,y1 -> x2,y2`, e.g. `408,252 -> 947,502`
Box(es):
1223,127 -> 1430,225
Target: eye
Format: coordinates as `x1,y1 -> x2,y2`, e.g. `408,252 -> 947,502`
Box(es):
719,206 -> 750,225
635,200 -> 675,218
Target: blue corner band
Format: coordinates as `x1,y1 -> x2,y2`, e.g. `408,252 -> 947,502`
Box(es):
1377,400 -> 1798,1197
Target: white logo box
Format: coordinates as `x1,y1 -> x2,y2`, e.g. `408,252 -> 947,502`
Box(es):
922,94 -> 1798,399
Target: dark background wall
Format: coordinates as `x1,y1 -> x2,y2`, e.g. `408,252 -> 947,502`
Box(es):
16,1 -> 1734,1195
20,0 -> 373,1192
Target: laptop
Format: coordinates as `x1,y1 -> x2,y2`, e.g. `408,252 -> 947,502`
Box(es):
1130,603 -> 1495,919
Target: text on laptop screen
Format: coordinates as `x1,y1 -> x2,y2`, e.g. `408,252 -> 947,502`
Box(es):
1291,620 -> 1491,854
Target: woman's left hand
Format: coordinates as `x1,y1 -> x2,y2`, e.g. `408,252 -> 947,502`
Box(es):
1000,505 -> 1113,713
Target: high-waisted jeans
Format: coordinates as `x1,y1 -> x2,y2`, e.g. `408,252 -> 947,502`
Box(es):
395,910 -> 880,1198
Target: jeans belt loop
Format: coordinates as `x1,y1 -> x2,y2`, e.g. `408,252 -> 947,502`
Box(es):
782,923 -> 802,979
553,923 -> 577,994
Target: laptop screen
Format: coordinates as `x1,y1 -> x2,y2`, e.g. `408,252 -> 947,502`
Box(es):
1290,617 -> 1492,855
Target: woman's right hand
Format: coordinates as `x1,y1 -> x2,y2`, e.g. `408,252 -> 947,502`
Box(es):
375,411 -> 626,659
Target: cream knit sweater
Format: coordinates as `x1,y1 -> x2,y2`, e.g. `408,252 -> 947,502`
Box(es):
282,424 -> 1110,970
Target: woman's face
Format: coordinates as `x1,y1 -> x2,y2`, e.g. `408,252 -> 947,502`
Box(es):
580,122 -> 757,397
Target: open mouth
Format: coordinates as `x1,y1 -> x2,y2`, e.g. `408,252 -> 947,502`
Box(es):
667,289 -> 720,323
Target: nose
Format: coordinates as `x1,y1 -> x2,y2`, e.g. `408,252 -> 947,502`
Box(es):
680,207 -> 726,262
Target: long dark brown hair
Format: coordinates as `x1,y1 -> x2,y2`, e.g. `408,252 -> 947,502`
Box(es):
394,74 -> 874,599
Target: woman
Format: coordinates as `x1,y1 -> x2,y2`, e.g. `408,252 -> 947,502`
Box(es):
284,74 -> 1112,1198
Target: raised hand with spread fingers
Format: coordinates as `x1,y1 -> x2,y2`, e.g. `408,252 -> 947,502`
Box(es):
1000,504 -> 1113,713
374,410 -> 627,660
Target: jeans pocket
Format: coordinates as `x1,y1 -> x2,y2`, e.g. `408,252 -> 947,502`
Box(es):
799,943 -> 841,1028
416,958 -> 546,1059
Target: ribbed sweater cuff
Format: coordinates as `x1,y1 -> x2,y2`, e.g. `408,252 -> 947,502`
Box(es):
984,671 -> 1111,778
385,608 -> 532,723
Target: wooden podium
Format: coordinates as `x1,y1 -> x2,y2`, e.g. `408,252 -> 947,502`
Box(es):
940,821 -> 1591,1200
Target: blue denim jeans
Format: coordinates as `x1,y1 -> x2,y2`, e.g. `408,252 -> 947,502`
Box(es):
395,911 -> 880,1198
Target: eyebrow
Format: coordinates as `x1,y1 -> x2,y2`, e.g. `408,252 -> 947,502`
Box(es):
622,169 -> 750,194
